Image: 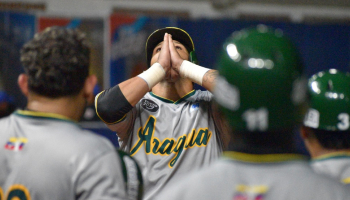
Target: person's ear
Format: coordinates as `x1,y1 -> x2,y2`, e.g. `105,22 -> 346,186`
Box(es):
300,126 -> 308,140
18,74 -> 29,97
83,75 -> 97,105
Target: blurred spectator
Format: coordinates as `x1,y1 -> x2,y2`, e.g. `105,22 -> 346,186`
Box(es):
82,84 -> 102,121
0,90 -> 16,118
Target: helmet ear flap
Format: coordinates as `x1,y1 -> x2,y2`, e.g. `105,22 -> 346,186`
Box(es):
190,51 -> 198,64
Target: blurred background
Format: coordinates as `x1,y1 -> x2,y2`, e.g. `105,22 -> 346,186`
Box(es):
1,0 -> 350,149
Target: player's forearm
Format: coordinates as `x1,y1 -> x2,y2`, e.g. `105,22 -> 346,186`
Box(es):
201,70 -> 218,92
119,62 -> 166,105
179,60 -> 217,92
119,77 -> 150,106
95,63 -> 166,124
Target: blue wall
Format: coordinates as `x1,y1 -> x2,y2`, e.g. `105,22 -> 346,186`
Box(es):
178,19 -> 350,77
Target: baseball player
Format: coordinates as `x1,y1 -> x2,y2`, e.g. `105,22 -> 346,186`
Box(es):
302,69 -> 350,185
0,27 -> 143,200
155,25 -> 350,200
95,27 -> 228,200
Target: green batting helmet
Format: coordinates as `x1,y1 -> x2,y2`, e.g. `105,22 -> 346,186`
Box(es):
214,24 -> 307,132
304,69 -> 350,131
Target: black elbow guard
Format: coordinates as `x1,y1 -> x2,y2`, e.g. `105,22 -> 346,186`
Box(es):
95,85 -> 133,124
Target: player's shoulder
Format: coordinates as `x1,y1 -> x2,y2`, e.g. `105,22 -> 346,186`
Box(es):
275,160 -> 350,198
189,90 -> 213,102
0,114 -> 11,127
0,112 -> 30,136
32,115 -> 117,155
0,111 -> 18,123
307,174 -> 350,198
53,128 -> 120,168
70,128 -> 115,150
154,162 -> 217,200
0,114 -> 14,143
155,160 -> 350,200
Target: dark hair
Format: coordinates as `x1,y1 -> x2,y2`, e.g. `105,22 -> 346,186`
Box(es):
20,26 -> 90,98
305,126 -> 350,149
227,129 -> 298,154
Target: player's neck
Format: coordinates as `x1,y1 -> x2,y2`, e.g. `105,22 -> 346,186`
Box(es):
25,92 -> 85,122
227,130 -> 299,154
308,143 -> 350,158
152,78 -> 193,102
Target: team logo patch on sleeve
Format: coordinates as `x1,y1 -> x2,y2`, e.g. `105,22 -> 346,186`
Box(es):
190,103 -> 199,112
5,137 -> 28,151
141,99 -> 159,112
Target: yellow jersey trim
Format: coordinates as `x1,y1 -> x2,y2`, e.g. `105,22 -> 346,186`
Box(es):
16,110 -> 75,122
342,177 -> 350,184
312,151 -> 350,161
150,90 -> 195,104
223,151 -> 307,163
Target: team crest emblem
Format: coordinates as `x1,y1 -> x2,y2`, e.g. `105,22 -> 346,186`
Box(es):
190,103 -> 199,112
233,185 -> 268,200
141,99 -> 159,112
5,137 -> 28,151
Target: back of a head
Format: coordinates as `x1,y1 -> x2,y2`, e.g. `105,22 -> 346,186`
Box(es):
214,25 -> 307,149
304,69 -> 350,149
20,26 -> 90,98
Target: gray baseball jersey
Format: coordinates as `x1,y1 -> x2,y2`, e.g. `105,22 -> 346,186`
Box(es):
155,151 -> 350,200
0,110 -> 142,200
311,152 -> 350,185
114,90 -> 222,200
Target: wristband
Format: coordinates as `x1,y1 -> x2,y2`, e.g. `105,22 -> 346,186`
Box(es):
138,63 -> 166,89
179,60 -> 210,86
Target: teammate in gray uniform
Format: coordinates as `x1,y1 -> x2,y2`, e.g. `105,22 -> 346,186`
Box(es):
0,27 -> 143,200
302,69 -> 350,185
155,25 -> 350,200
95,27 -> 228,200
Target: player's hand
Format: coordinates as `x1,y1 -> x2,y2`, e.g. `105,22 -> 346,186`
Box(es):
157,33 -> 171,80
168,34 -> 185,74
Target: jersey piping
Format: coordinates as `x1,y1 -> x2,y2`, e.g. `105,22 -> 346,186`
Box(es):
311,152 -> 350,185
15,110 -> 77,125
223,151 -> 307,163
311,152 -> 350,162
149,90 -> 196,104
